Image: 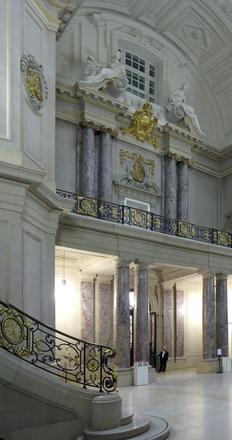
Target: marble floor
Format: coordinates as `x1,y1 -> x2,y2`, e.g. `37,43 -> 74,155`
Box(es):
119,369 -> 232,440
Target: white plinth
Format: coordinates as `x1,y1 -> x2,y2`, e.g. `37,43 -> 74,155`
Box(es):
222,357 -> 232,372
133,362 -> 149,386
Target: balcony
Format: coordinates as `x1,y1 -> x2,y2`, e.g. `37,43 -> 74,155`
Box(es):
56,190 -> 232,249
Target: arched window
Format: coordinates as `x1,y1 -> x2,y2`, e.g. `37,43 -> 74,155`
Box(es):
120,49 -> 156,102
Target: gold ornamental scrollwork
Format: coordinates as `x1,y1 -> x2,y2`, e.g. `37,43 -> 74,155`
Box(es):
21,54 -> 48,113
121,102 -> 159,147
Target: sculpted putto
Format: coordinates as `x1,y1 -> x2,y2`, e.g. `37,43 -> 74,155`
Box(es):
79,50 -> 128,96
167,83 -> 204,135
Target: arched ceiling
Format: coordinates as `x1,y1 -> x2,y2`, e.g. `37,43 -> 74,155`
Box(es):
48,0 -> 232,148
79,0 -> 232,98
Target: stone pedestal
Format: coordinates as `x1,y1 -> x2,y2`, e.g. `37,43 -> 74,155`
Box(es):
80,127 -> 95,197
177,160 -> 189,221
164,155 -> 177,219
114,260 -> 130,368
99,132 -> 112,201
216,272 -> 228,356
134,263 -> 149,362
202,272 -> 216,360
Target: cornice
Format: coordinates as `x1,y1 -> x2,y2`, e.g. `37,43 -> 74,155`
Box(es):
163,123 -> 199,144
46,0 -> 83,37
28,0 -> 60,31
75,85 -> 128,113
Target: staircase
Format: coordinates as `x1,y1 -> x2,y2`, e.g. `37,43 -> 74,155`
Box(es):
0,301 -> 169,439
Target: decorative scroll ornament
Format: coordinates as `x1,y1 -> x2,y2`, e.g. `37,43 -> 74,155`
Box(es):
122,102 -> 159,147
21,54 -> 48,112
120,149 -> 155,185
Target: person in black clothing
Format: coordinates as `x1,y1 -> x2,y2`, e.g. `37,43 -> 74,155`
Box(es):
158,347 -> 169,372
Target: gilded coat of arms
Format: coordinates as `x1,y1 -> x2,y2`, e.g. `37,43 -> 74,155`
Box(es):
21,54 -> 48,112
122,102 -> 159,147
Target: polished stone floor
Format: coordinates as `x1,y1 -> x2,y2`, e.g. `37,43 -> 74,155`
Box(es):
119,369 -> 232,440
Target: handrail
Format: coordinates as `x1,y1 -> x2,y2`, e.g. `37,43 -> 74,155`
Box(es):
57,190 -> 232,248
0,299 -> 117,393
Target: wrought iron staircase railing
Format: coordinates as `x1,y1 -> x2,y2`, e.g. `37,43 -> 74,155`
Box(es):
57,190 -> 232,248
0,300 -> 117,392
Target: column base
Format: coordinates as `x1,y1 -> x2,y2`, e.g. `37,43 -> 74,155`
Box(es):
197,358 -> 218,373
117,366 -> 156,387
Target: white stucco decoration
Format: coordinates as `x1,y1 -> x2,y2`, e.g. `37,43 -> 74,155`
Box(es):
166,83 -> 205,135
79,50 -> 128,97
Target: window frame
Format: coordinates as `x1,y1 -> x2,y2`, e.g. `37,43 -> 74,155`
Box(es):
120,49 -> 156,103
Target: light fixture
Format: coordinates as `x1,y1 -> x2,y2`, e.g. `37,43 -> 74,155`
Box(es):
62,250 -> 66,285
129,288 -> 135,308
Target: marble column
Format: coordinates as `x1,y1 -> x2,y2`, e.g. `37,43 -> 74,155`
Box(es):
216,272 -> 228,356
164,154 -> 177,219
177,160 -> 189,221
134,263 -> 149,362
202,272 -> 216,359
114,260 -> 130,368
80,274 -> 95,342
76,124 -> 82,194
80,126 -> 96,197
99,132 -> 112,201
95,275 -> 114,348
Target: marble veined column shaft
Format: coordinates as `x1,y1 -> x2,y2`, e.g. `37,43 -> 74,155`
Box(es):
134,263 -> 149,362
99,132 -> 112,201
80,127 -> 96,197
114,260 -> 130,368
202,272 -> 216,359
164,155 -> 177,219
76,124 -> 82,194
216,272 -> 228,356
177,160 -> 189,221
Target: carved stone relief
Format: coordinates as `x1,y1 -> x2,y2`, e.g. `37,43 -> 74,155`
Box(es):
21,54 -> 48,113
116,148 -> 160,194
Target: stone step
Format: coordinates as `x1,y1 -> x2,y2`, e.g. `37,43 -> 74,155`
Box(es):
84,414 -> 150,440
77,415 -> 169,440
120,409 -> 134,425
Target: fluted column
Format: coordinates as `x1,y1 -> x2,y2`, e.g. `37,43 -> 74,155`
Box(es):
202,272 -> 216,359
164,154 -> 177,219
80,126 -> 96,197
99,132 -> 112,201
114,260 -> 130,368
177,160 -> 189,221
134,263 -> 149,362
216,272 -> 228,356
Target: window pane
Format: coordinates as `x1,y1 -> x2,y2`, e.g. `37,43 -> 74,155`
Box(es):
123,50 -> 156,102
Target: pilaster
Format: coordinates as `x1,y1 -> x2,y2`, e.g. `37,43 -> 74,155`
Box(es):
164,154 -> 177,219
216,272 -> 228,356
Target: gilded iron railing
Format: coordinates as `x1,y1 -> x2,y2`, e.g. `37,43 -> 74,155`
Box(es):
57,190 -> 232,248
0,300 -> 117,392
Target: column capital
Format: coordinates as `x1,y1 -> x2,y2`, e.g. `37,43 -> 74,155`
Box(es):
80,272 -> 96,282
114,258 -> 131,270
216,272 -> 229,281
134,261 -> 149,271
200,270 -> 215,279
95,274 -> 113,284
